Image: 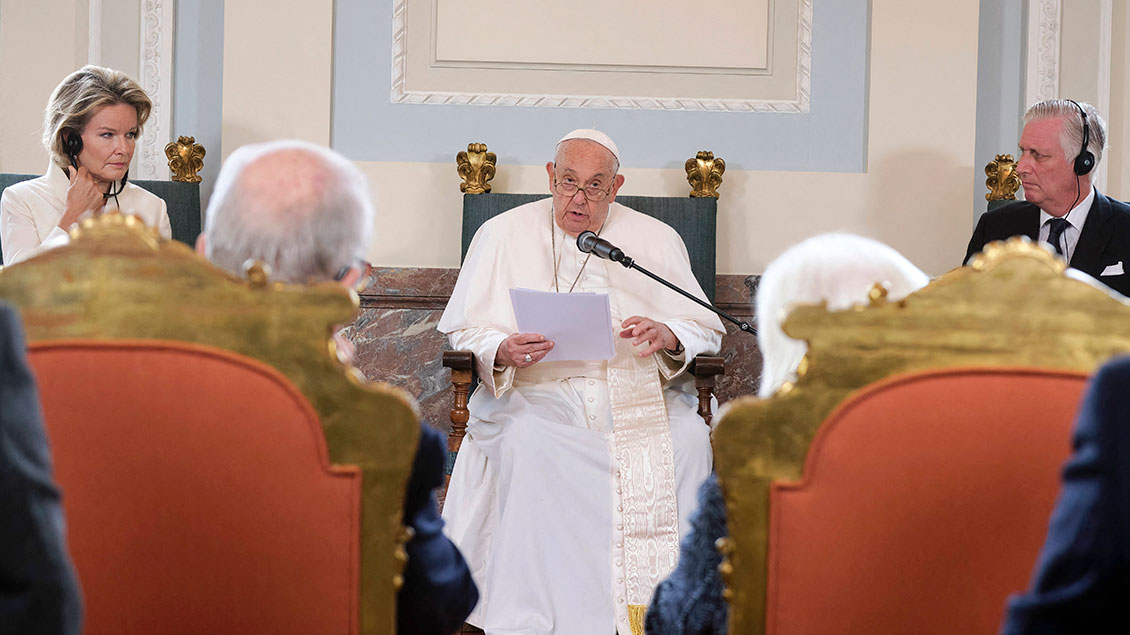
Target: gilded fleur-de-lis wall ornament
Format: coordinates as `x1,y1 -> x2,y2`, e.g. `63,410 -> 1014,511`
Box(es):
164,136 -> 206,183
985,153 -> 1021,202
456,143 -> 497,194
686,150 -> 725,198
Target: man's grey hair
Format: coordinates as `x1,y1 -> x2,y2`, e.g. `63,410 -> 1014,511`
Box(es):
1023,99 -> 1108,169
203,140 -> 374,283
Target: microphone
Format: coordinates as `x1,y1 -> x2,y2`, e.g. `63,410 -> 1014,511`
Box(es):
577,231 -> 630,265
574,231 -> 756,335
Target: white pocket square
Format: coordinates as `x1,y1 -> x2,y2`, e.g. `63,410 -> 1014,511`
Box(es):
1101,261 -> 1124,276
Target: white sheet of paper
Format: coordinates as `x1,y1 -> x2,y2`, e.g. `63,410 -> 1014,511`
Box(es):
509,288 -> 615,362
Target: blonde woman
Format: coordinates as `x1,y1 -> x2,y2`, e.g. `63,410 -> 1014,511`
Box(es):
1,65 -> 170,265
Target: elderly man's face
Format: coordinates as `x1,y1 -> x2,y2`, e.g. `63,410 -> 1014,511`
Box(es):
1017,116 -> 1084,216
545,139 -> 624,236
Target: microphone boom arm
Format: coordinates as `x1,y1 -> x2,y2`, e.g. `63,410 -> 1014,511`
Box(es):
614,255 -> 756,336
577,230 -> 756,335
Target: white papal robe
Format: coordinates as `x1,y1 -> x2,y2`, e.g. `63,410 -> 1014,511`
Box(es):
438,198 -> 724,635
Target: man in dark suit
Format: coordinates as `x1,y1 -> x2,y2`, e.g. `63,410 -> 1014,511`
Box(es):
965,100 -> 1130,297
0,303 -> 83,634
1001,355 -> 1130,633
197,140 -> 478,634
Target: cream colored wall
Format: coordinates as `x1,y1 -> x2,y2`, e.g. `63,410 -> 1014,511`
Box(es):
221,0 -> 334,158
1104,3 -> 1128,200
1054,1 -> 1130,201
0,0 -> 145,175
99,0 -> 139,80
2,0 -> 981,276
349,1 -> 981,276
0,0 -> 89,173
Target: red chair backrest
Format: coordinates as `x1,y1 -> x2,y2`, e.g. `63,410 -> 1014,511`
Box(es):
29,340 -> 362,635
767,367 -> 1087,635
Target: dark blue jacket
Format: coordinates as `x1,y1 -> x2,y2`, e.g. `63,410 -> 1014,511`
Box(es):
646,473 -> 728,635
398,423 -> 479,634
0,303 -> 82,634
1002,356 -> 1130,633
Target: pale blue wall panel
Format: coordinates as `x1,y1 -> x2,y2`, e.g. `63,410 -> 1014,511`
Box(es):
331,0 -> 870,172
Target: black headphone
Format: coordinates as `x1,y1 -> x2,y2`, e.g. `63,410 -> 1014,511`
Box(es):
1068,99 -> 1095,176
62,131 -> 128,198
64,132 -> 83,170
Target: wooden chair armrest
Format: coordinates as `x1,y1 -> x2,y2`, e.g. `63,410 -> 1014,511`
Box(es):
689,355 -> 725,426
442,351 -> 475,478
442,350 -> 474,372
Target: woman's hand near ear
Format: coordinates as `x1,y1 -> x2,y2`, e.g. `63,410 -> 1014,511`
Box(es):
59,166 -> 104,230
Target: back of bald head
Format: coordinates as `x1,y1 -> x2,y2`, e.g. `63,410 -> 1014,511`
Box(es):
203,140 -> 374,283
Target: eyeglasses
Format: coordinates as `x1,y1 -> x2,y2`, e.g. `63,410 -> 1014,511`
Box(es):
334,260 -> 373,293
553,177 -> 613,202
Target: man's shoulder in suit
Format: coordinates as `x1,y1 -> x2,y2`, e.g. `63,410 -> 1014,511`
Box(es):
964,201 -> 1040,265
982,200 -> 1040,225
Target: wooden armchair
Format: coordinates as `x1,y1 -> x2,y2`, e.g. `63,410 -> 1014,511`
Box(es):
712,239 -> 1130,634
443,144 -> 727,464
0,213 -> 419,634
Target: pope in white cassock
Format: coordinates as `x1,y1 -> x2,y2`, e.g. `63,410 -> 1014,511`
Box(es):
438,129 -> 725,635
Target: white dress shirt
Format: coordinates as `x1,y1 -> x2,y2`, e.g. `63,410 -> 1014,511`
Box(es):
1038,186 -> 1095,262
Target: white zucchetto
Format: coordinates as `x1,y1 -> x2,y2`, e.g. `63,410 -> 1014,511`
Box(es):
557,129 -> 620,163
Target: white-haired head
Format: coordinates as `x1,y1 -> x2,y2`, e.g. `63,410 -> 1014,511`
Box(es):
203,140 -> 374,283
755,233 -> 929,397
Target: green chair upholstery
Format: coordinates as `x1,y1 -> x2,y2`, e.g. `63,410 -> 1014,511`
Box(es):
0,173 -> 201,261
461,194 -> 718,302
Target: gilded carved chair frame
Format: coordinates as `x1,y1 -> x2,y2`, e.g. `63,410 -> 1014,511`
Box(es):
0,214 -> 418,635
712,239 -> 1130,634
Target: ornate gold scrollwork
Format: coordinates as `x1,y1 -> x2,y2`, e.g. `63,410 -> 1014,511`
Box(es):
0,213 -> 421,634
985,153 -> 1021,202
713,238 -> 1130,635
164,136 -> 206,183
456,142 -> 497,194
686,150 -> 725,198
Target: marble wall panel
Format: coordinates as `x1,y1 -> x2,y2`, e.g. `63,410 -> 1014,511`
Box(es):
344,267 -> 763,441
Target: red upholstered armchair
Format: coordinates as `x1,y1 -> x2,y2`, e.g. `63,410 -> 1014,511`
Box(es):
30,340 -> 364,634
766,367 -> 1084,634
0,214 -> 420,634
713,239 -> 1130,635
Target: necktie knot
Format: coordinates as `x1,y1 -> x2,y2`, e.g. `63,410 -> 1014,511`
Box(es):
1046,218 -> 1070,256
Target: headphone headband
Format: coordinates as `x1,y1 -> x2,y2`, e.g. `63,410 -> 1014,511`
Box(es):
1067,99 -> 1095,176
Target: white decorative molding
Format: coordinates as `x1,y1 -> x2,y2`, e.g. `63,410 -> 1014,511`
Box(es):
138,0 -> 176,180
87,0 -> 103,65
1025,0 -> 1061,107
391,0 -> 813,112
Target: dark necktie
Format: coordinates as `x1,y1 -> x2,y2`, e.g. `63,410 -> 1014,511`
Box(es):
1046,218 -> 1070,256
